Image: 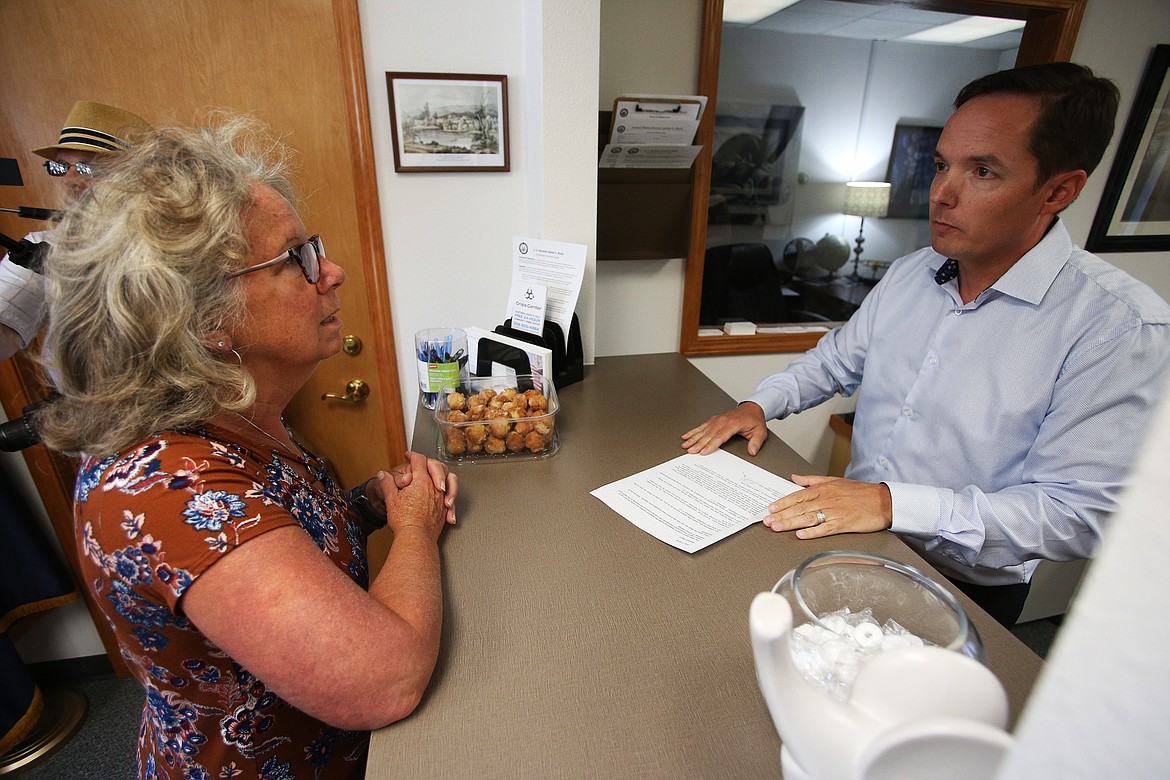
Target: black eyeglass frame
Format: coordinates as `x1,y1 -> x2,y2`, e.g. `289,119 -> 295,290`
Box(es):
226,235 -> 323,284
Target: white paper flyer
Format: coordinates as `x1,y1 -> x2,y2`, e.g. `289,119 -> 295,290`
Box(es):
507,237 -> 586,340
591,449 -> 801,553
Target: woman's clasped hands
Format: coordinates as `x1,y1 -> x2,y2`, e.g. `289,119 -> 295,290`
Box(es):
370,451 -> 458,535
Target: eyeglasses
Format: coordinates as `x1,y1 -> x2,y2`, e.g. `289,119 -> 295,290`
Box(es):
44,159 -> 95,177
227,235 -> 323,284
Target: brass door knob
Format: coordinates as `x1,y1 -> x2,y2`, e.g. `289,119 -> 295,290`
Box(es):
321,379 -> 369,403
342,334 -> 363,355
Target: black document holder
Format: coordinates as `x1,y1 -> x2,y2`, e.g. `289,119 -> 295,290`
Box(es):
473,339 -> 537,391
492,313 -> 584,389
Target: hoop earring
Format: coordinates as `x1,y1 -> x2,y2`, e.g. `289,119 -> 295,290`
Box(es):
230,349 -> 243,366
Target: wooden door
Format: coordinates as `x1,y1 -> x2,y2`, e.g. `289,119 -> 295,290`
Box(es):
0,0 -> 406,668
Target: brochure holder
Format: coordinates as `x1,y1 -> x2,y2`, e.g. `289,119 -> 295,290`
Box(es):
473,337 -> 537,391
493,313 -> 584,388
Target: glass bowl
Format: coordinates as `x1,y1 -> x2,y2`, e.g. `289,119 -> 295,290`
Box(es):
774,551 -> 986,699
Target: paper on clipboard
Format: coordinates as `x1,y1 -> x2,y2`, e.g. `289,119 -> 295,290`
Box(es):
609,94 -> 706,146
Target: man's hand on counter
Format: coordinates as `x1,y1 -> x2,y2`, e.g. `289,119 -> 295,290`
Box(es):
763,474 -> 893,538
681,401 -> 769,455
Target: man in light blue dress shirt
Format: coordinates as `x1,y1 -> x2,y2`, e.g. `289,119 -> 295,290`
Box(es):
682,62 -> 1170,626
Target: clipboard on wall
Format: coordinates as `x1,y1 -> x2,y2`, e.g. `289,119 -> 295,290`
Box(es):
596,93 -> 708,258
608,94 -> 706,146
611,93 -> 708,122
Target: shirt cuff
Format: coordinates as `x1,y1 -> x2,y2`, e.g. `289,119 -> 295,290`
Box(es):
742,390 -> 782,421
886,480 -> 947,540
0,261 -> 48,346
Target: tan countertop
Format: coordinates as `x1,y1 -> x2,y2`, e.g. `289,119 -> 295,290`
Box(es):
366,353 -> 1042,779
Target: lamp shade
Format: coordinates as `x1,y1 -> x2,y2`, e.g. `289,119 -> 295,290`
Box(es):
842,181 -> 890,218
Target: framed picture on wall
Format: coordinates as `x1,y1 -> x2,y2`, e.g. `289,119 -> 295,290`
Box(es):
386,72 -> 510,172
1087,44 -> 1170,253
707,103 -> 805,226
884,124 -> 943,219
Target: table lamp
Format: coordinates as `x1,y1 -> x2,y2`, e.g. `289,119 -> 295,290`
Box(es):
842,182 -> 890,282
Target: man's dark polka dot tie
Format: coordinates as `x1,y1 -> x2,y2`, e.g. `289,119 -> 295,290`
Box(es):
935,258 -> 959,285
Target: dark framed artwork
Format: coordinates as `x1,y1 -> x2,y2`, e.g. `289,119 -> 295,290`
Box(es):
884,124 -> 943,219
386,72 -> 509,172
707,103 -> 804,226
1087,45 -> 1170,252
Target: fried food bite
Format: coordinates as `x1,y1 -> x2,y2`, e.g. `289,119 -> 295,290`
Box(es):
441,383 -> 555,459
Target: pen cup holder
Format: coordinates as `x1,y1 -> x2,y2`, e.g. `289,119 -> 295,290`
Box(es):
415,328 -> 469,410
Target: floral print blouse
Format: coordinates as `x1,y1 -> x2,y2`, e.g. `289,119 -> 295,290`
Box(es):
74,427 -> 370,779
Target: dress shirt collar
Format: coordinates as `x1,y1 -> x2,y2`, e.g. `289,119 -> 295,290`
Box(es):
923,217 -> 1072,306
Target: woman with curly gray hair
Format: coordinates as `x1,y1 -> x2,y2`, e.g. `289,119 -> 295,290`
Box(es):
38,117 -> 457,780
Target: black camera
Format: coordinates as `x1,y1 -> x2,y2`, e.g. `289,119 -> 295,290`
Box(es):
0,395 -> 55,452
0,234 -> 50,271
2,156 -> 58,271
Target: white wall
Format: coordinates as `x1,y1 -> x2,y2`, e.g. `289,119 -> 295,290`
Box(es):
594,257 -> 685,356
594,0 -> 701,360
1063,0 -> 1170,295
598,0 -> 701,103
363,0 -> 600,436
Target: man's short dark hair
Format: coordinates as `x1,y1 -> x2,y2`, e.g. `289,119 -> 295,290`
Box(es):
955,61 -> 1120,185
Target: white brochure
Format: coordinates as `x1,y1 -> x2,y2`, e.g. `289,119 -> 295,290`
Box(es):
507,237 -> 586,341
591,449 -> 801,553
507,281 -> 547,336
598,144 -> 703,169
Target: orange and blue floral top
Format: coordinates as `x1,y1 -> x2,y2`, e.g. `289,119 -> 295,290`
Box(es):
73,427 -> 370,780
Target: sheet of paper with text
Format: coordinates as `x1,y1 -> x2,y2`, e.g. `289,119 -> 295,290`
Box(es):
591,449 -> 801,553
507,237 -> 586,340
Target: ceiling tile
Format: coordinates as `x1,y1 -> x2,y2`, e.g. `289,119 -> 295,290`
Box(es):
742,0 -> 1022,51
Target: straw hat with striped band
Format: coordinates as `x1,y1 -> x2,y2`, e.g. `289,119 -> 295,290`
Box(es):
31,100 -> 151,159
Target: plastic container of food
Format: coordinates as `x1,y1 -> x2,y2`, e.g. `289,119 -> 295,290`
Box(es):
434,374 -> 559,463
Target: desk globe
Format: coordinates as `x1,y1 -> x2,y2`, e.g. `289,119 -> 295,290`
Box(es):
783,237 -> 817,276
814,233 -> 850,277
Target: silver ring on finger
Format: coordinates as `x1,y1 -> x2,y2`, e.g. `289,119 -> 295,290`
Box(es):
814,510 -> 827,525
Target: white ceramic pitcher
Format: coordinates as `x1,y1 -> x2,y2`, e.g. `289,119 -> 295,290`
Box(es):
750,551 -> 1014,780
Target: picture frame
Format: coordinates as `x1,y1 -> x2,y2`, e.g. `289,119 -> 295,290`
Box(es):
386,72 -> 509,173
1086,45 -> 1170,252
884,124 -> 943,220
707,103 -> 804,226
